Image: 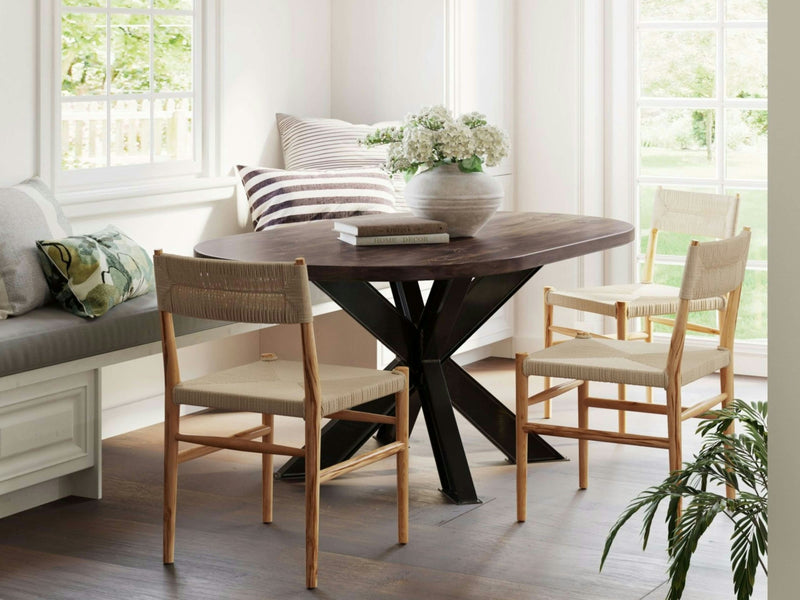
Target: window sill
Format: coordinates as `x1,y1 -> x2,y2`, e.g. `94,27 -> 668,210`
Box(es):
57,176 -> 238,219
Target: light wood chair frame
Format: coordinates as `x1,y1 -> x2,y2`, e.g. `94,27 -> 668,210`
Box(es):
542,187 -> 740,432
156,252 -> 410,589
518,230 -> 749,522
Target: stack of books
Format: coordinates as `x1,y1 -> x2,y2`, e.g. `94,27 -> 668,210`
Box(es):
333,214 -> 449,246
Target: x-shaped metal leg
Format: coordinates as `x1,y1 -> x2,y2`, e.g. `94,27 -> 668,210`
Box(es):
276,268 -> 564,504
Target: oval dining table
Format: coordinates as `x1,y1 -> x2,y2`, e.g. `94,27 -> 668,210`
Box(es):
195,211 -> 635,504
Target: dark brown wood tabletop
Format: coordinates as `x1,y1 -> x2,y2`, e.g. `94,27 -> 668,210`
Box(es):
194,212 -> 635,281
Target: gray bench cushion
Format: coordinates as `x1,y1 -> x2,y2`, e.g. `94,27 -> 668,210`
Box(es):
0,293 -> 229,378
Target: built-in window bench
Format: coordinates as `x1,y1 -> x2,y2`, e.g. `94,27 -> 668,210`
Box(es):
0,292 -> 263,519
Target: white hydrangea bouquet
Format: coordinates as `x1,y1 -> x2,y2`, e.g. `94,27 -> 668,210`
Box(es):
363,105 -> 509,180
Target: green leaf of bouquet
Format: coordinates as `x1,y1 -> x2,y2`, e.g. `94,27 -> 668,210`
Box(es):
404,164 -> 419,182
458,155 -> 483,172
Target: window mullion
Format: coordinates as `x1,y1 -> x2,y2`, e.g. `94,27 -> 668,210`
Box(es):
150,11 -> 155,164
106,9 -> 111,169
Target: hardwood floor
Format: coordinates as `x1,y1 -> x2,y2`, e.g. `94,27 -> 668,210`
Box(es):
0,358 -> 767,599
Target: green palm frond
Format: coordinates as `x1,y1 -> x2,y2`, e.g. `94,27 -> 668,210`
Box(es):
601,400 -> 767,600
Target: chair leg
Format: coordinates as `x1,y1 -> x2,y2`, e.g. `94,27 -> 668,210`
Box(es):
304,409 -> 321,589
515,353 -> 529,522
666,384 -> 683,517
543,287 -> 553,419
645,316 -> 654,403
395,367 -> 410,544
578,381 -> 589,490
262,414 -> 274,524
666,385 -> 682,475
163,401 -> 179,564
615,302 -> 629,433
721,365 -> 736,500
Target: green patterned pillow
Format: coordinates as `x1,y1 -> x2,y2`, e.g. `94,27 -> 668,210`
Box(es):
36,225 -> 154,318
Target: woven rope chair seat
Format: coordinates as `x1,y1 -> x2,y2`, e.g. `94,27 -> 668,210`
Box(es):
545,283 -> 726,319
522,337 -> 730,389
174,360 -> 406,417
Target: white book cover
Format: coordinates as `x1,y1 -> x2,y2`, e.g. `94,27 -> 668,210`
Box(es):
338,232 -> 450,246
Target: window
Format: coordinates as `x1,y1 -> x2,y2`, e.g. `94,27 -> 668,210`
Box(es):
634,0 -> 767,344
51,0 -> 201,187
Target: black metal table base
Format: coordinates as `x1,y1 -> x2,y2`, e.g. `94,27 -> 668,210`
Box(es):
276,268 -> 565,504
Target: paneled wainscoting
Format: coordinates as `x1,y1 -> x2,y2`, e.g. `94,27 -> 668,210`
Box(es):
0,358 -> 767,599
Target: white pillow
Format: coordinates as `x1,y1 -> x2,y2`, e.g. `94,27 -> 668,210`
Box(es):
276,113 -> 406,207
0,177 -> 72,318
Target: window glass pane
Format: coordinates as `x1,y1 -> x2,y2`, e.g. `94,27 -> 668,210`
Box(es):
62,101 -> 107,170
110,99 -> 150,166
738,269 -> 767,341
153,15 -> 192,92
640,108 -> 716,178
726,109 -> 767,180
640,30 -> 716,98
154,0 -> 193,9
111,14 -> 150,94
638,185 -> 717,255
726,29 -> 767,99
725,188 -> 767,261
726,0 -> 767,21
649,264 -> 718,337
111,0 -> 149,7
61,12 -> 107,96
154,97 -> 193,161
648,267 -> 765,340
63,0 -> 106,6
639,0 -> 715,21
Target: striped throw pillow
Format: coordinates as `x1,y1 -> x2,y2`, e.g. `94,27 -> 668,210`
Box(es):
276,113 -> 390,171
0,177 -> 72,318
276,113 -> 406,207
237,166 -> 396,232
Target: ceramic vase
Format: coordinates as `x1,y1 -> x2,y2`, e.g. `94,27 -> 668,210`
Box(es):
404,163 -> 504,238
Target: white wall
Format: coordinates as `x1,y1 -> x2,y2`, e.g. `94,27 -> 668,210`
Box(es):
454,0 -> 515,211
222,0 -> 332,171
0,1 -> 37,186
330,0 -> 444,124
512,0 -> 583,351
767,0 -> 800,594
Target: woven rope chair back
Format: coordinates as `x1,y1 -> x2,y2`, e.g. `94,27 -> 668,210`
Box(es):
154,253 -> 313,325
652,188 -> 740,239
679,229 -> 751,301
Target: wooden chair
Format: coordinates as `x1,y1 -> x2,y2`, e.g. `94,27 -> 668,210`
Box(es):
154,252 -> 410,589
516,229 -> 750,522
543,188 -> 740,431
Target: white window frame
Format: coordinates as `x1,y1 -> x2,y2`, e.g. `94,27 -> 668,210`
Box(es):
39,0 -> 222,201
603,0 -> 767,376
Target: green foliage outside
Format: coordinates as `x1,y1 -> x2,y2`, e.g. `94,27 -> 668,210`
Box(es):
61,5 -> 192,96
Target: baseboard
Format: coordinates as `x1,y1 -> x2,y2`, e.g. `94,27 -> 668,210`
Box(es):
511,335 -> 544,355
102,394 -> 203,439
0,469 -> 101,519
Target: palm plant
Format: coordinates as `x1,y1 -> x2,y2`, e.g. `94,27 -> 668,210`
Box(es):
601,399 -> 768,600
